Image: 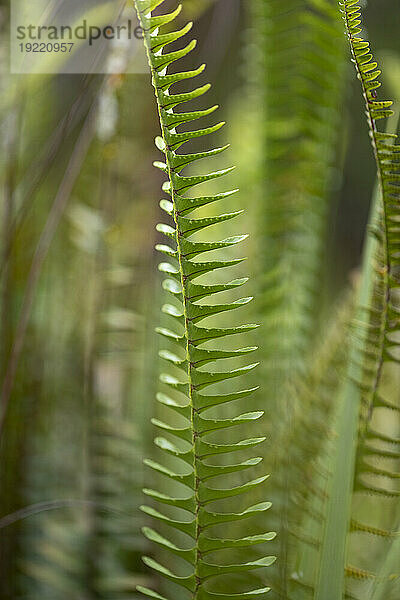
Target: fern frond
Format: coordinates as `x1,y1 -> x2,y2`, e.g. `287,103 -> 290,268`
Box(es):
285,287 -> 356,596
133,2 -> 275,598
314,3 -> 400,598
23,212 -> 149,599
254,0 -> 347,392
250,1 -> 348,596
340,0 -> 400,492
87,402 -> 149,597
340,5 -> 400,592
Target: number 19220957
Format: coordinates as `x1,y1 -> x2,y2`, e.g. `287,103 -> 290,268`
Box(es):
19,42 -> 74,53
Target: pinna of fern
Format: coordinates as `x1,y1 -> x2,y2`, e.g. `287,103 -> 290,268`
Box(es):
132,1 -> 276,599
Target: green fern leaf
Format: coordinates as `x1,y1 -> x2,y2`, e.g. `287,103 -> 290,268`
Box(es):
315,3 -> 400,598
253,0 -> 347,394
133,1 -> 275,598
250,0 -> 348,596
340,0 -> 400,493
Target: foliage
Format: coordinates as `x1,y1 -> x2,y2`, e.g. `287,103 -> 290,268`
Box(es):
133,1 -> 275,598
285,3 -> 400,599
0,1 -> 399,600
